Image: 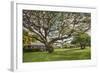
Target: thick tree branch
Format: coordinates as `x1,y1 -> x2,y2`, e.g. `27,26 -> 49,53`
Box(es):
49,29 -> 74,44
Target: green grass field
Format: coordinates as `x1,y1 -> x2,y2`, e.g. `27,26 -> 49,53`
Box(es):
23,47 -> 91,62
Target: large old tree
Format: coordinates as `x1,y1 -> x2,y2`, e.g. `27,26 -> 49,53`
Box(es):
23,10 -> 91,53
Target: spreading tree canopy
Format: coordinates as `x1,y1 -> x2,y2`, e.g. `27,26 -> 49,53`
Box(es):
71,32 -> 91,49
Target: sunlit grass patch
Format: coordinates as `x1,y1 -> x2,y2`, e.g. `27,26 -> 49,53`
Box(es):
23,47 -> 91,62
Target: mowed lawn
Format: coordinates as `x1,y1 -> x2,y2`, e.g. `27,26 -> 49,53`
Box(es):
23,47 -> 91,62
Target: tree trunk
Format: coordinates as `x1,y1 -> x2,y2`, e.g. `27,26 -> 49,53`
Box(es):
47,46 -> 54,53
80,43 -> 85,49
45,43 -> 54,53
